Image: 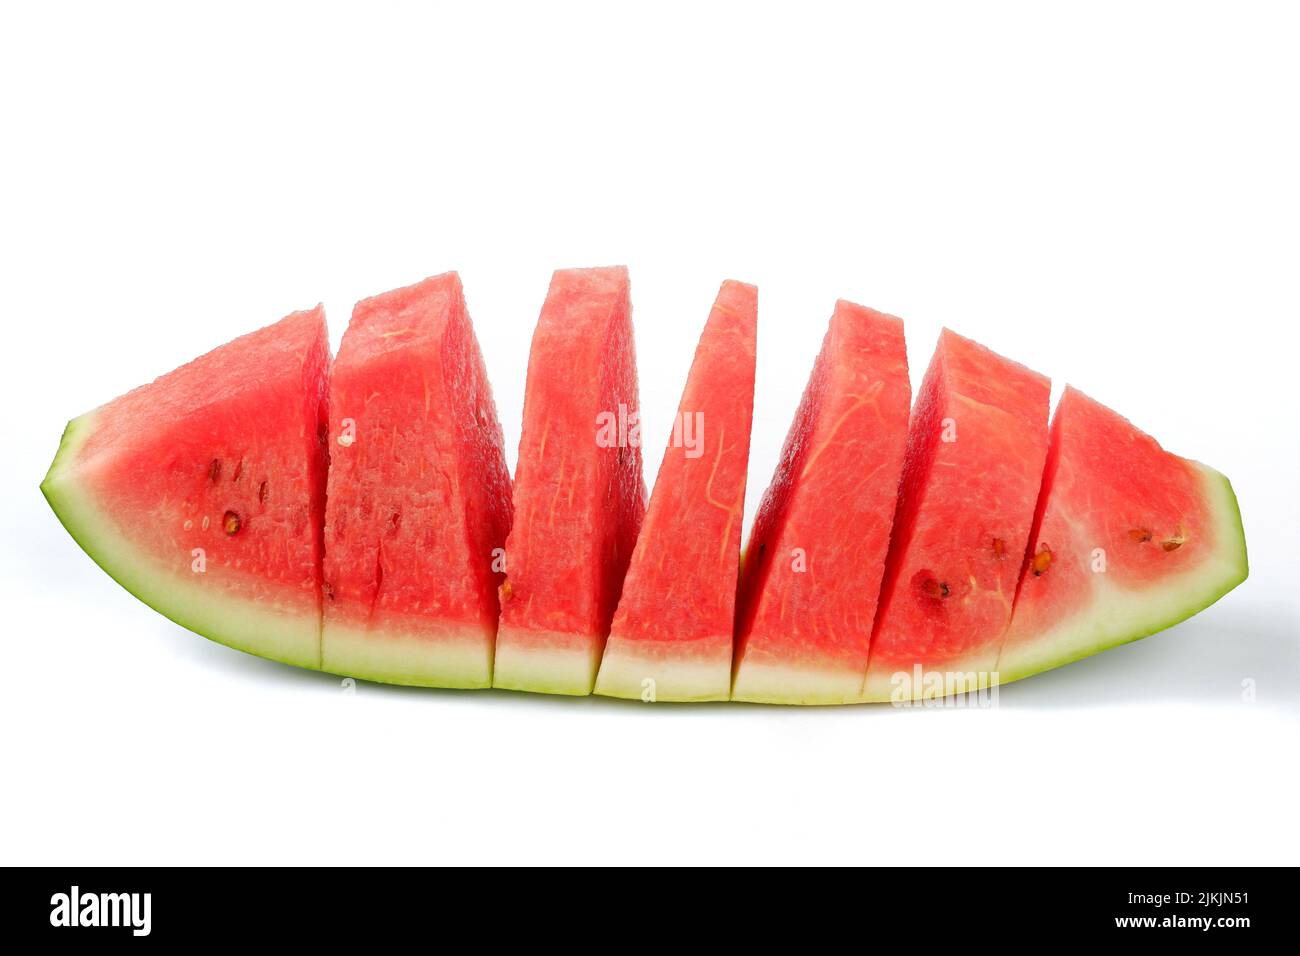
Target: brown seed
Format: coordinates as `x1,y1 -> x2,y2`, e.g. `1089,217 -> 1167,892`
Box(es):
223,510 -> 242,535
1128,528 -> 1152,543
992,537 -> 1007,558
232,458 -> 243,482
207,458 -> 222,483
258,481 -> 268,506
499,579 -> 514,602
921,577 -> 950,599
1031,546 -> 1053,576
1161,538 -> 1184,552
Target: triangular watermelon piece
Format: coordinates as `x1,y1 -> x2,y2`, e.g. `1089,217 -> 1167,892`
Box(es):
41,307 -> 332,669
595,280 -> 758,702
493,267 -> 646,695
732,300 -> 911,704
321,274 -> 513,688
862,329 -> 1050,701
995,386 -> 1248,683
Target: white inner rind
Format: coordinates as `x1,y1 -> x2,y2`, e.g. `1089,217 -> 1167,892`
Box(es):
322,622 -> 493,688
594,643 -> 731,702
42,414 -> 322,670
731,659 -> 865,705
859,648 -> 1002,704
492,631 -> 603,696
995,464 -> 1248,684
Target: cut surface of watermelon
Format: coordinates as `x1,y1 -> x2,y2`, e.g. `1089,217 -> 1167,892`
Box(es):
321,274 -> 512,688
995,386 -> 1248,683
42,307 -> 332,668
862,330 -> 1050,701
731,300 -> 911,704
493,267 -> 646,695
595,280 -> 757,702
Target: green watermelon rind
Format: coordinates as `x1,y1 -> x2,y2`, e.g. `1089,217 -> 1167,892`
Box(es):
41,414 -> 324,672
991,464 -> 1249,687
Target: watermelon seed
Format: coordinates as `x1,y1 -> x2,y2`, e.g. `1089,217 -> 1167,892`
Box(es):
1031,546 -> 1054,576
920,577 -> 950,599
223,510 -> 242,536
992,537 -> 1006,558
1161,537 -> 1184,552
207,458 -> 222,483
232,458 -> 244,482
389,510 -> 402,532
499,579 -> 514,602
1128,528 -> 1152,543
258,480 -> 268,506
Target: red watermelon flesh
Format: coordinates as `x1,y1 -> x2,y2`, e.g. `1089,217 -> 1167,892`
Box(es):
321,274 -> 512,688
594,280 -> 758,702
493,267 -> 647,695
731,300 -> 911,704
41,307 -> 332,668
862,329 -> 1050,701
995,386 -> 1247,682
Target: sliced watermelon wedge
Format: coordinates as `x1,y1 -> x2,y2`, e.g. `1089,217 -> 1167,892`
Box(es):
731,300 -> 911,704
862,330 -> 1050,701
41,307 -> 332,669
321,274 -> 513,688
995,386 -> 1248,683
595,280 -> 757,702
493,267 -> 646,695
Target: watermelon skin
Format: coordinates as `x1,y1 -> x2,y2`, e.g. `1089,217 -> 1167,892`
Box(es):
995,386 -> 1248,684
493,267 -> 647,696
321,274 -> 513,688
732,301 -> 911,704
862,330 -> 1050,702
41,308 -> 332,669
594,280 -> 757,702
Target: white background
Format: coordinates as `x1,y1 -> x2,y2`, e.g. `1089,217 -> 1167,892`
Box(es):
2,2 -> 1297,865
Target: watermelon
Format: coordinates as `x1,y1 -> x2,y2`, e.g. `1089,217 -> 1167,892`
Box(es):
862,330 -> 1050,701
731,300 -> 911,704
595,280 -> 758,702
321,274 -> 513,688
492,267 -> 647,696
994,386 -> 1248,683
41,307 -> 331,669
42,270 -> 1249,704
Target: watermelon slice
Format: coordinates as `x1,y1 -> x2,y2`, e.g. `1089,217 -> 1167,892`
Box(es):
493,267 -> 647,695
321,274 -> 513,688
995,386 -> 1248,683
731,300 -> 911,704
41,307 -> 332,669
862,330 -> 1050,701
595,280 -> 758,702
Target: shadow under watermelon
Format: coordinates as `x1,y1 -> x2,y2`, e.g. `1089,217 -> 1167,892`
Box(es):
995,602 -> 1300,713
